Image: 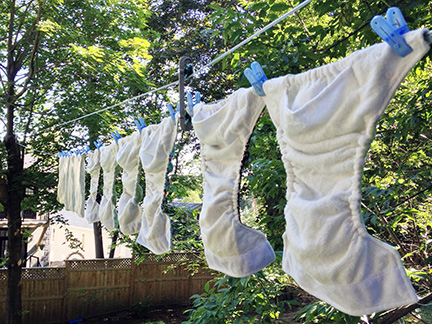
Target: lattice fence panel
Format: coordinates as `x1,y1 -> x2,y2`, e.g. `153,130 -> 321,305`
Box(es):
66,258 -> 132,271
135,252 -> 200,264
0,267 -> 65,280
21,267 -> 65,280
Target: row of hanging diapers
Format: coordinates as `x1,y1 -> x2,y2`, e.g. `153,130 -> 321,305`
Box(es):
58,115 -> 178,255
192,27 -> 431,316
56,8 -> 432,317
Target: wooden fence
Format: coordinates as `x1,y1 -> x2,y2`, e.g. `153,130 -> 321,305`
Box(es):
0,253 -> 214,324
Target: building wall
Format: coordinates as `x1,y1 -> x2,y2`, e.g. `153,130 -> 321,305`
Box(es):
49,223 -> 132,263
0,212 -> 50,268
1,209 -> 133,268
25,225 -> 50,267
48,210 -> 132,265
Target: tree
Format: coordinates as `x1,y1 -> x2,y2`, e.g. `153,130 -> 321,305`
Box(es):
0,1 -> 154,322
1,2 -> 45,322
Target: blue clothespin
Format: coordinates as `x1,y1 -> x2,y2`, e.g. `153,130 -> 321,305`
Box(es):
111,130 -> 121,143
244,62 -> 268,96
186,92 -> 201,117
187,93 -> 193,116
370,7 -> 412,57
84,144 -> 91,153
386,7 -> 409,35
94,140 -> 103,149
167,103 -> 177,125
134,117 -> 146,132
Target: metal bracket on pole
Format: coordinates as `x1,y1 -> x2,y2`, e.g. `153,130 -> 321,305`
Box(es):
179,56 -> 193,131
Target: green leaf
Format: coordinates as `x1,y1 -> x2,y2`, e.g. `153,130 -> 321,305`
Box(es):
250,3 -> 267,11
406,269 -> 431,282
424,256 -> 432,265
208,4 -> 222,11
239,276 -> 250,287
271,3 -> 290,12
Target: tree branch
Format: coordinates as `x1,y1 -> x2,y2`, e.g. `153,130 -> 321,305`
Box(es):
6,0 -> 17,137
377,210 -> 409,256
14,4 -> 42,100
409,312 -> 430,324
376,293 -> 432,324
13,0 -> 36,46
0,74 -> 7,95
21,94 -> 36,145
31,52 -> 74,75
287,0 -> 311,37
315,0 -> 407,54
362,185 -> 432,257
315,20 -> 370,54
362,0 -> 374,15
392,185 -> 432,211
15,13 -> 40,67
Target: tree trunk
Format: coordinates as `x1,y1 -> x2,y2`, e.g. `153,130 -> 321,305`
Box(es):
4,2 -> 25,321
93,221 -> 104,258
109,232 -> 118,259
91,137 -> 104,259
4,135 -> 24,324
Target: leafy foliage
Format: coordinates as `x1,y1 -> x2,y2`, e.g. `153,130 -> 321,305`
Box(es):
296,301 -> 361,324
184,272 -> 298,324
183,0 -> 432,323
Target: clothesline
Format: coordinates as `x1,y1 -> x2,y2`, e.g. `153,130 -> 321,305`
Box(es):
36,0 -> 315,137
17,142 -> 57,157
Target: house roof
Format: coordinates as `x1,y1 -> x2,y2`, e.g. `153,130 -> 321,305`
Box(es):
169,202 -> 202,211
